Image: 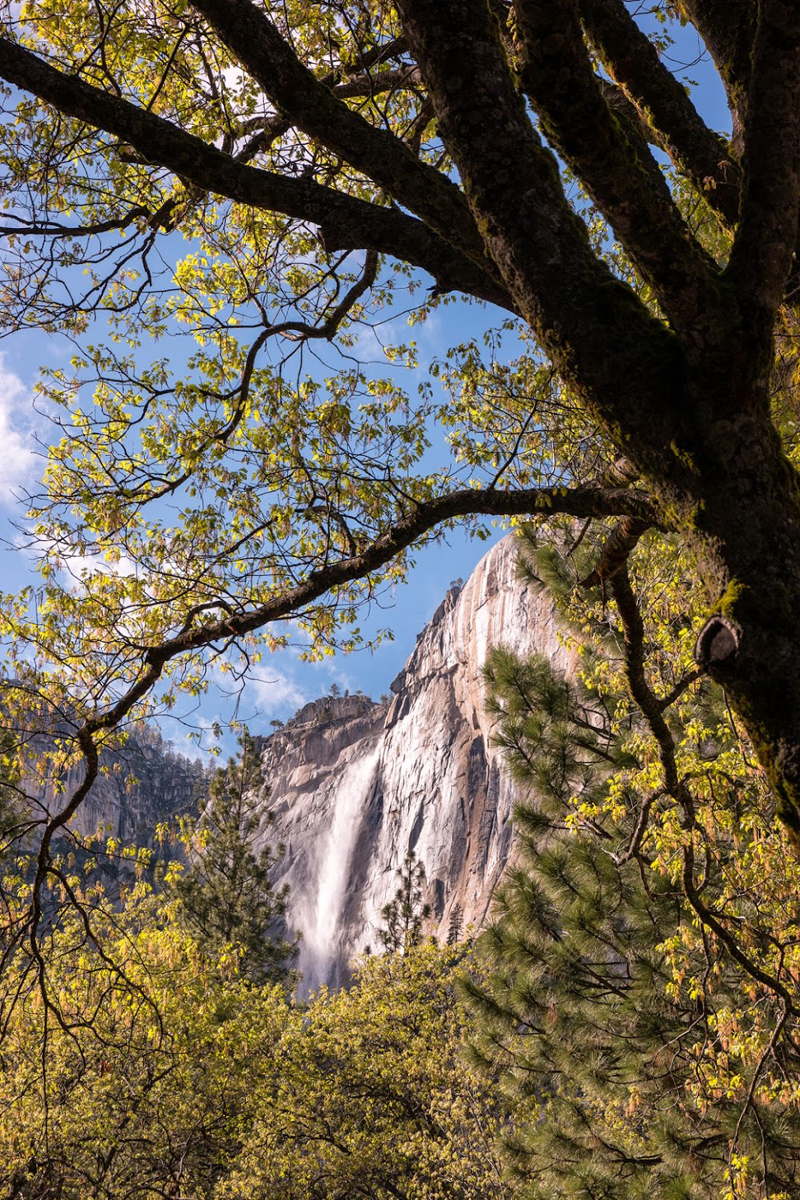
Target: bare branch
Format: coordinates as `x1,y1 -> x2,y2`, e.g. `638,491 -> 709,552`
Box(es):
682,842 -> 796,1014
0,36 -> 512,310
133,250 -> 380,506
612,789 -> 662,865
609,563 -> 688,809
659,668 -> 704,712
0,206 -> 150,239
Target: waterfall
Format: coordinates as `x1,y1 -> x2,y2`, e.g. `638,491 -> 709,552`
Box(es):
298,746 -> 380,991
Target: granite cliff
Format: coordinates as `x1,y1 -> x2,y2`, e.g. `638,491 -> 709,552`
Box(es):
32,725 -> 206,852
258,534 -> 566,990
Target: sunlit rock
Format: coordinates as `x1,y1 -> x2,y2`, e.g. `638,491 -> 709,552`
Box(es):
260,533 -> 565,991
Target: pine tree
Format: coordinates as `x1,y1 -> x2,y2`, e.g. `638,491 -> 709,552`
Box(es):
170,730 -> 298,987
378,850 -> 431,955
446,902 -> 463,946
463,529 -> 800,1200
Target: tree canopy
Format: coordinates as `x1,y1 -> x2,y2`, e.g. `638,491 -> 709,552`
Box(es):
0,2 -> 799,978
0,889 -> 514,1198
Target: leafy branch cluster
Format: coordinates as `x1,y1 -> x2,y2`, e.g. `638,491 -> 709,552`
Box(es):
466,526 -> 800,1199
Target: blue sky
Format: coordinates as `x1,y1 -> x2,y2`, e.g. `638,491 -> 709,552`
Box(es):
0,9 -> 733,760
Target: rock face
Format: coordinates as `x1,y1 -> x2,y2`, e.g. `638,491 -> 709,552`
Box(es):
33,725 -> 206,850
259,534 -> 565,991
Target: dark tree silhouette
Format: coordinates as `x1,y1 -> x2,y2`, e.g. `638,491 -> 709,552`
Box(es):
378,849 -> 431,954
171,731 -> 298,986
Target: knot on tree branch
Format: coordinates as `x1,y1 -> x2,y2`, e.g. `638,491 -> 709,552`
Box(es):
600,455 -> 640,487
695,614 -> 742,673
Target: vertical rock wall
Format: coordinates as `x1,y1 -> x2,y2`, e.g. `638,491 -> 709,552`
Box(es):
39,533 -> 563,993
261,534 -> 565,990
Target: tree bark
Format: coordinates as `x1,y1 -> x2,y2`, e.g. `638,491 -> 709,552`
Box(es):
395,0 -> 800,836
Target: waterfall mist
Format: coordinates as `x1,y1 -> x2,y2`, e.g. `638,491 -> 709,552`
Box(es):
297,746 -> 380,992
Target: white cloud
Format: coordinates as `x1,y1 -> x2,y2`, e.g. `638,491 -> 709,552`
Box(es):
60,548 -> 137,581
0,357 -> 38,506
349,323 -> 392,364
204,656 -> 308,724
234,667 -> 307,718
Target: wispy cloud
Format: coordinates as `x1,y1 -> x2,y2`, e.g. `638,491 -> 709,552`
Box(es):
202,656 -> 309,725
0,357 -> 38,505
243,668 -> 307,716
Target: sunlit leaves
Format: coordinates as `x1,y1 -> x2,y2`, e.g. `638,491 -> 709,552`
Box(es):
471,526 -> 800,1197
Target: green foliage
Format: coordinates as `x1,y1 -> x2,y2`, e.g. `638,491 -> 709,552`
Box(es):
168,729 -> 298,986
377,847 -> 432,954
0,881 -> 515,1199
0,884 -> 295,1198
0,1 -> 619,756
465,531 -> 800,1200
221,942 -> 515,1199
0,9 -> 798,1192
0,723 -> 24,863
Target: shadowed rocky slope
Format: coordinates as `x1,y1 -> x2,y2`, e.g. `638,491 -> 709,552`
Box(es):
32,725 -> 206,849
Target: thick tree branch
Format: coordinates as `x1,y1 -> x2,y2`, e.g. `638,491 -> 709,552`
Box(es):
189,0 -> 499,279
724,1 -> 800,332
579,0 -> 741,227
395,0 -> 685,481
679,0 -> 756,148
333,65 -> 422,99
154,482 -> 657,652
579,516 -> 650,588
609,563 -> 689,810
346,35 -> 411,73
83,483 -> 656,735
514,0 -> 718,335
0,36 -> 512,310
